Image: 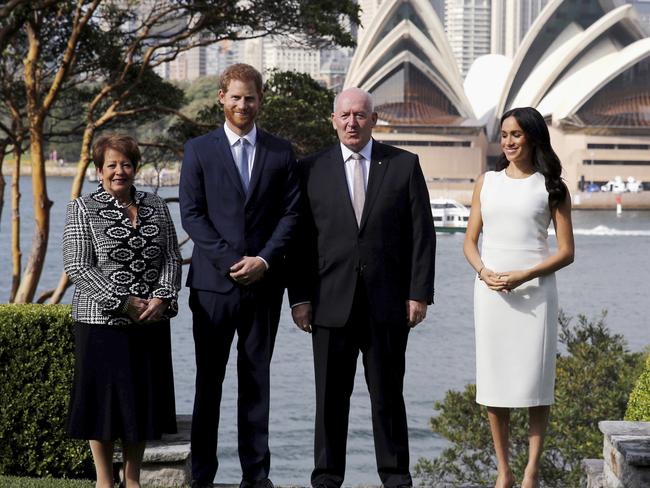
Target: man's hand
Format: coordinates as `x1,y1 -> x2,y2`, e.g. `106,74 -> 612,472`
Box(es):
291,303 -> 312,333
406,299 -> 427,328
139,297 -> 169,323
125,296 -> 149,323
229,256 -> 266,285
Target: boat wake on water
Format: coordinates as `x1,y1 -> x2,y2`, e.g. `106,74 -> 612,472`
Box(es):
549,225 -> 650,237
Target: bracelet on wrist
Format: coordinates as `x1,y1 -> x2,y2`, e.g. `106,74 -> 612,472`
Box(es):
477,266 -> 485,280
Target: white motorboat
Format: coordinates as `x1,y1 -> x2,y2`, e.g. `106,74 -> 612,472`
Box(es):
430,198 -> 469,233
601,176 -> 626,193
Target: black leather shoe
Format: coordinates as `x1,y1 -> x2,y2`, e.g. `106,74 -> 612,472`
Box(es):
240,478 -> 274,488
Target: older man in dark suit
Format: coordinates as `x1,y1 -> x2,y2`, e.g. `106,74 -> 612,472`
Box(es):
289,87 -> 436,488
180,64 -> 300,488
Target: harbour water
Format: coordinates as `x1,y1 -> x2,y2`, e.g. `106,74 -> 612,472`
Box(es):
1,177 -> 649,484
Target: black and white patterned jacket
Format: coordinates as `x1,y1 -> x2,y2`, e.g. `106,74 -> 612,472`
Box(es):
63,184 -> 182,326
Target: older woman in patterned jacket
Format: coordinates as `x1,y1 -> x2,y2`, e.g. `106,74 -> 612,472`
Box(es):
63,134 -> 181,488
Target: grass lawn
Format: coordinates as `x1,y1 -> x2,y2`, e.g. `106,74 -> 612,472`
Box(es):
0,476 -> 193,487
0,476 -> 94,487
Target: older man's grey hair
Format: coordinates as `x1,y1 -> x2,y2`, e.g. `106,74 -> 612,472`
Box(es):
333,87 -> 374,113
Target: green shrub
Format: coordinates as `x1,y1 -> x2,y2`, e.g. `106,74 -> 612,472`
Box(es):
414,312 -> 644,488
0,305 -> 93,478
625,353 -> 650,421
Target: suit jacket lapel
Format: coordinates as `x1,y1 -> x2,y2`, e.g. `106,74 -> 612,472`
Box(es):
213,127 -> 245,199
246,128 -> 267,206
359,140 -> 389,230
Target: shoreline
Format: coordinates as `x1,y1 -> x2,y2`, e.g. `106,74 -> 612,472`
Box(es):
428,189 -> 650,210
4,166 -> 650,210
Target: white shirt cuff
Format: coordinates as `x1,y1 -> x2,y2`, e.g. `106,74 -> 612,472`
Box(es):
256,256 -> 269,270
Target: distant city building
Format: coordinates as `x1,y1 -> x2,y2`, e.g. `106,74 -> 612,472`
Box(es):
629,0 -> 650,34
164,43 -> 207,81
243,38 -> 263,73
261,39 -> 321,79
241,37 -> 351,89
318,48 -> 353,91
206,40 -> 243,76
445,0 -> 491,77
491,0 -> 548,58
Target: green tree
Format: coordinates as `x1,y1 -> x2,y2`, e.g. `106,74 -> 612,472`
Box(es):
259,70 -> 338,157
148,70 -> 338,163
414,312 -> 644,487
625,353 -> 650,421
9,0 -> 359,304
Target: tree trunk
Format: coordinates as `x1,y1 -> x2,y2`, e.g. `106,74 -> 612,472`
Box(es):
14,125 -> 50,303
48,124 -> 94,304
0,142 -> 6,227
69,123 -> 94,199
10,141 -> 22,302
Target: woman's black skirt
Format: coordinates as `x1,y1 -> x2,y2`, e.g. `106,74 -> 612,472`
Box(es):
66,321 -> 177,442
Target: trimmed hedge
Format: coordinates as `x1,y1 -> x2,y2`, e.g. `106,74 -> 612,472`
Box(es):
626,353 -> 650,421
0,305 -> 93,478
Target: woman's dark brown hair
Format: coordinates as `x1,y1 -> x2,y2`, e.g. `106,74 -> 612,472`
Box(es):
92,134 -> 141,170
498,107 -> 568,208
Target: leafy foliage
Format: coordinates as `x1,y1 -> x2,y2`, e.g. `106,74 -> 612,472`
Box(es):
625,353 -> 650,421
259,70 -> 338,157
414,312 -> 644,488
144,70 -> 337,164
0,305 -> 93,479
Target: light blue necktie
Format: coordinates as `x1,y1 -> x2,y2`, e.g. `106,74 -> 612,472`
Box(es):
237,138 -> 250,192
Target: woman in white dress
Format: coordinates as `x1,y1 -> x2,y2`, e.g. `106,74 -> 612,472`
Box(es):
463,107 -> 574,488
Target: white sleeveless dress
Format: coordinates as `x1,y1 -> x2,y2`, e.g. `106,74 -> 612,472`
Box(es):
474,170 -> 558,407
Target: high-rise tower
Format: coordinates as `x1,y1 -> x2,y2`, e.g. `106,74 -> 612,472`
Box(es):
491,0 -> 549,58
445,0 -> 491,77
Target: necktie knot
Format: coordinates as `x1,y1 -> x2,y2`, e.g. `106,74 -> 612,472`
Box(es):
350,152 -> 363,161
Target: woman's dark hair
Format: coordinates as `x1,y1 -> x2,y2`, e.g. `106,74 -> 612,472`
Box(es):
498,107 -> 568,208
92,134 -> 141,170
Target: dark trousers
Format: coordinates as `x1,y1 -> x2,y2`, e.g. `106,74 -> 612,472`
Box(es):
190,286 -> 282,484
311,284 -> 412,488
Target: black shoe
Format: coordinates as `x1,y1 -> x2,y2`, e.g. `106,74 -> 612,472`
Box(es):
240,478 -> 274,488
190,481 -> 214,488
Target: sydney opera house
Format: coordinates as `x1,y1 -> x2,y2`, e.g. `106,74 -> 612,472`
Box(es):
344,0 -> 650,196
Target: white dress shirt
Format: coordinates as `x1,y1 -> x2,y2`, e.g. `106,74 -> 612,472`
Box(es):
223,122 -> 268,269
224,121 -> 257,179
341,139 -> 372,201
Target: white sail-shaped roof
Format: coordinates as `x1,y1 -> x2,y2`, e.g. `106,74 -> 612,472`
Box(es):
489,0 -> 650,137
550,37 -> 650,123
343,0 -> 650,133
345,0 -> 474,121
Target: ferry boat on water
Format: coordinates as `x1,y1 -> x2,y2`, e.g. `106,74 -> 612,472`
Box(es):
430,198 -> 469,233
